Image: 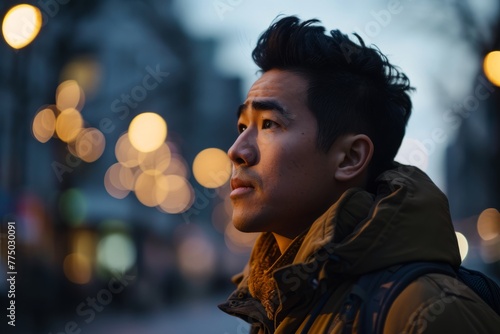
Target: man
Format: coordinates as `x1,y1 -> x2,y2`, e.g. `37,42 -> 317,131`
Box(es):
219,16 -> 500,333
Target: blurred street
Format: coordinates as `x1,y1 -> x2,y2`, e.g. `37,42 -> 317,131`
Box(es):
45,293 -> 249,334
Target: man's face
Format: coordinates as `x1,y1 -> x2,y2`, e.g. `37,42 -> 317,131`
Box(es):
228,69 -> 340,238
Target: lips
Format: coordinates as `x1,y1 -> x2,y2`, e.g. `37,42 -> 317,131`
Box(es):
231,177 -> 254,190
230,177 -> 255,198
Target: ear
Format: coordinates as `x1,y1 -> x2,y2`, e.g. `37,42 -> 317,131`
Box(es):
333,134 -> 374,182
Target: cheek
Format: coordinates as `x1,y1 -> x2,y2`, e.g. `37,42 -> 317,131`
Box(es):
275,146 -> 327,190
289,144 -> 333,187
285,139 -> 322,173
258,130 -> 323,182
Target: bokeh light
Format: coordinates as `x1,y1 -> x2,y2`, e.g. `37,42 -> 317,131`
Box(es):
455,231 -> 469,261
134,171 -> 164,207
138,142 -> 171,175
32,107 -> 56,143
115,132 -> 145,168
97,233 -> 136,272
60,56 -> 101,97
164,154 -> 189,178
128,112 -> 167,152
177,235 -> 216,280
104,163 -> 131,199
484,51 -> 500,86
75,128 -> 106,162
71,229 -> 96,262
63,253 -> 92,285
2,4 -> 42,49
118,165 -> 137,191
193,148 -> 231,188
477,208 -> 500,241
56,80 -> 85,111
59,188 -> 87,226
224,223 -> 258,254
55,108 -> 83,142
66,140 -> 79,158
212,201 -> 231,233
158,175 -> 194,214
480,238 -> 500,263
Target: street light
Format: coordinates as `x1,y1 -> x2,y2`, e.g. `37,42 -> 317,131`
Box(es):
2,4 -> 42,49
484,51 -> 500,87
1,4 -> 42,192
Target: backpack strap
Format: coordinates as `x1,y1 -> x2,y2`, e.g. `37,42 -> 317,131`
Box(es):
300,288 -> 334,334
341,262 -> 456,334
308,262 -> 500,333
456,266 -> 500,315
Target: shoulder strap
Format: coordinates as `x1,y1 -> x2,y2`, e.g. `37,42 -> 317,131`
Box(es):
317,262 -> 500,334
456,266 -> 500,315
300,288 -> 334,334
341,262 -> 456,334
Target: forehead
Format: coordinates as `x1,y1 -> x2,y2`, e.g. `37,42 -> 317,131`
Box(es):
245,69 -> 308,106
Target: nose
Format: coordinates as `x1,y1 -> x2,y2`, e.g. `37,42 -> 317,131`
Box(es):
227,130 -> 258,167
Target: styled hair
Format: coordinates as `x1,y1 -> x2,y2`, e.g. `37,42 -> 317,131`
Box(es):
252,16 -> 414,179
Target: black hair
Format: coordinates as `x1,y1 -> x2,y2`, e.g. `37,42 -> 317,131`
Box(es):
252,16 -> 414,180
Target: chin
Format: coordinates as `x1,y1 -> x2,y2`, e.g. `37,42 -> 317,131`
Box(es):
231,214 -> 265,233
232,220 -> 256,233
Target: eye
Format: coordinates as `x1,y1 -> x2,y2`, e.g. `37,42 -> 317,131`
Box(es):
237,123 -> 247,134
262,119 -> 278,129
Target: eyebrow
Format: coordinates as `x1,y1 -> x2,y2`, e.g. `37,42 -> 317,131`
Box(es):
237,100 -> 294,120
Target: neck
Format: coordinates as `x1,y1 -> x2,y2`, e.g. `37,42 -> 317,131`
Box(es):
272,233 -> 294,254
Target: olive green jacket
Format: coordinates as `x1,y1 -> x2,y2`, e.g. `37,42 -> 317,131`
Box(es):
219,165 -> 500,333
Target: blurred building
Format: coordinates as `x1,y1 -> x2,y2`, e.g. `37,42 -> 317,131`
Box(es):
0,1 -> 247,333
445,5 -> 500,280
446,83 -> 499,220
445,76 -> 500,279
